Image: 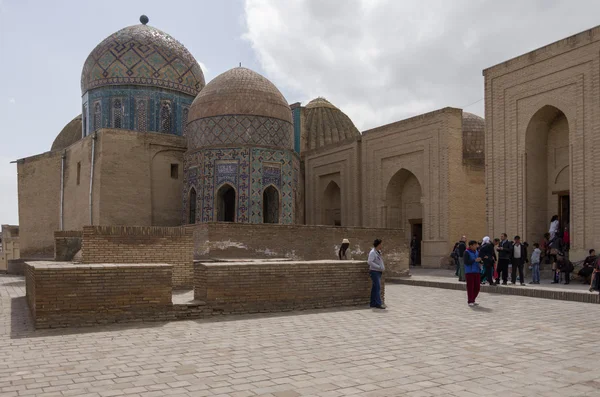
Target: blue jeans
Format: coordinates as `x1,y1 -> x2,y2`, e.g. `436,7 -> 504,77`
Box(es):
370,271 -> 382,307
532,263 -> 540,283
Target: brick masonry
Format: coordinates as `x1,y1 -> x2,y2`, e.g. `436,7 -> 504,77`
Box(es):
194,260 -> 384,312
25,262 -> 173,329
82,226 -> 193,288
483,25 -> 600,262
191,222 -> 409,277
54,230 -> 82,261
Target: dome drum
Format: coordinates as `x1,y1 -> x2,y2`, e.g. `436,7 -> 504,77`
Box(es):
187,67 -> 294,151
187,114 -> 294,151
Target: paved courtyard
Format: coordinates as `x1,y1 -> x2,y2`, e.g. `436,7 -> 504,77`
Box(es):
1,275 -> 600,397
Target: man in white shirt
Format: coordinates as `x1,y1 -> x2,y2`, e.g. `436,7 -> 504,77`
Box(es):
511,235 -> 528,286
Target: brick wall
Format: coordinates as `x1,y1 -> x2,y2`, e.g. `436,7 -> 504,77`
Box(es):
191,223 -> 409,277
25,262 -> 173,329
54,231 -> 83,261
82,226 -> 193,288
484,25 -> 600,262
195,260 -> 384,312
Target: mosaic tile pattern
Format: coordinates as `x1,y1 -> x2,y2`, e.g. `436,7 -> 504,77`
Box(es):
82,86 -> 193,136
183,147 -> 299,224
81,24 -> 205,96
187,115 -> 294,150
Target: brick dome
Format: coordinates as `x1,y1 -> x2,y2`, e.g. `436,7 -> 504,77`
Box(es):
81,18 -> 205,96
304,97 -> 360,150
188,67 -> 292,123
51,115 -> 82,151
462,112 -> 484,166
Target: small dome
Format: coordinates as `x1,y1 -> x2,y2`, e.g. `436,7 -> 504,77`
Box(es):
81,20 -> 205,96
188,67 -> 292,123
51,115 -> 82,151
462,112 -> 484,166
303,97 -> 360,150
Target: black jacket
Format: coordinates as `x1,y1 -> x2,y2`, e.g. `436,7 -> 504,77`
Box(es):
510,242 -> 528,265
478,243 -> 496,266
497,239 -> 511,260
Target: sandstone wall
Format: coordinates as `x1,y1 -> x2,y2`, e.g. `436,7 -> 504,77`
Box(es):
17,151 -> 62,258
484,25 -> 600,261
303,139 -> 362,226
191,223 -> 409,277
82,226 -> 193,288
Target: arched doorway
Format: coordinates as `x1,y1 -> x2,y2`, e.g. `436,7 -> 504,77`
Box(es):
263,186 -> 280,224
385,169 -> 423,265
322,181 -> 341,226
525,105 -> 570,241
188,187 -> 197,224
216,184 -> 236,222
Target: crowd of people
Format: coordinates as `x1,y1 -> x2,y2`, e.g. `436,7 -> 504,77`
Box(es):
450,215 -> 600,306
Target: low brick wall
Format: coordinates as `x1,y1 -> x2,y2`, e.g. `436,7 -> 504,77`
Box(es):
191,223 -> 408,277
54,230 -> 83,261
25,262 -> 173,329
194,260 -> 384,312
82,226 -> 193,288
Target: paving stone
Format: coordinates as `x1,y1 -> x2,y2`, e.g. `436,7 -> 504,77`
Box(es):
1,276 -> 599,396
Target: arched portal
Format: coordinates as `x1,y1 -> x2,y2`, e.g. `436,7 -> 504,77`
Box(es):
322,181 -> 341,226
188,187 -> 197,224
263,185 -> 280,224
525,105 -> 570,241
216,184 -> 236,222
385,169 -> 423,264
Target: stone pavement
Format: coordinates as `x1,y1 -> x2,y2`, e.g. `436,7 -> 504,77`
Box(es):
2,274 -> 600,396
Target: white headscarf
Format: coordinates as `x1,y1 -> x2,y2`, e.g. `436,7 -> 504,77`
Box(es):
482,236 -> 491,244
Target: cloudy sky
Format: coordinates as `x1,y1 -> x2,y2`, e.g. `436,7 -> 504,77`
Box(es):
1,0 -> 599,225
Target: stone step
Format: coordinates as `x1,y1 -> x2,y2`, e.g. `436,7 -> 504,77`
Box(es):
388,277 -> 600,304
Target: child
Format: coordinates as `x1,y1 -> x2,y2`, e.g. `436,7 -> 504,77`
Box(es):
530,243 -> 541,284
464,240 -> 482,306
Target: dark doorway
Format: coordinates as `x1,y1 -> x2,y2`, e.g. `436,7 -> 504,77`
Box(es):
410,220 -> 423,266
188,188 -> 196,224
263,186 -> 280,224
217,184 -> 236,222
558,193 -> 570,230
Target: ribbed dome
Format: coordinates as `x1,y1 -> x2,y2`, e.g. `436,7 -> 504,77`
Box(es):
303,97 -> 360,150
51,115 -> 82,151
462,112 -> 485,165
81,19 -> 205,96
188,67 -> 292,123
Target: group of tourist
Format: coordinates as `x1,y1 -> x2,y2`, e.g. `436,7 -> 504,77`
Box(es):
451,215 -> 600,306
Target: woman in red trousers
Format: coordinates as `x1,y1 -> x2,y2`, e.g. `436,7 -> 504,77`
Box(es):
464,240 -> 482,306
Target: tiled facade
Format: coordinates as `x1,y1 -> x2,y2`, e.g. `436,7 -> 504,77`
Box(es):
82,86 -> 194,136
80,23 -> 204,96
187,114 -> 294,149
183,146 -> 299,224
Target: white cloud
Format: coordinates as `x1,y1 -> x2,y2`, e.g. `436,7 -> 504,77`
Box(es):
8,98 -> 15,104
243,0 -> 600,130
199,61 -> 210,76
